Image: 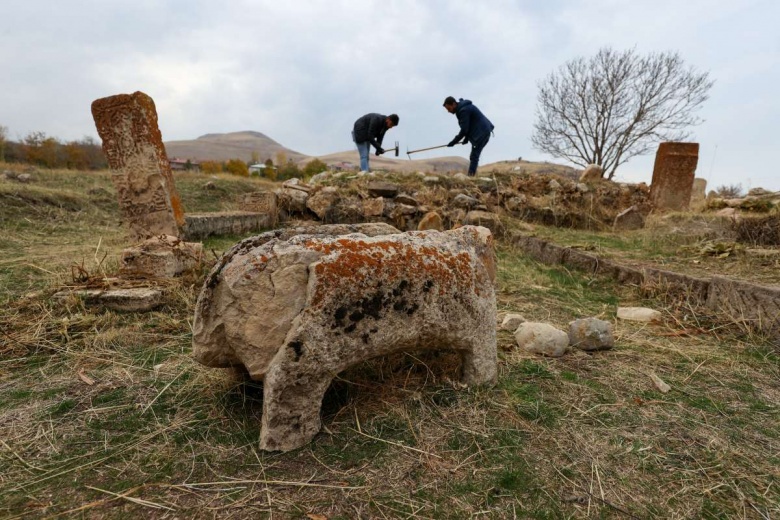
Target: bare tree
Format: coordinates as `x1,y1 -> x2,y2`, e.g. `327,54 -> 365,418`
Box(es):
531,47 -> 713,179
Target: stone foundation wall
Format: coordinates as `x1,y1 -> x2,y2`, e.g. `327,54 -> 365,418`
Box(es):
184,211 -> 274,240
510,232 -> 780,338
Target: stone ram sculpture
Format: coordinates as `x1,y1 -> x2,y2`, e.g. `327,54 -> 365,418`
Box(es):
192,223 -> 497,451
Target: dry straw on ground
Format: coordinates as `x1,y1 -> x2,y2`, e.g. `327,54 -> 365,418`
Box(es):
1,166 -> 779,518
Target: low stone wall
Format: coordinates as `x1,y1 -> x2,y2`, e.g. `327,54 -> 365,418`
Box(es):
184,211 -> 274,240
510,232 -> 780,338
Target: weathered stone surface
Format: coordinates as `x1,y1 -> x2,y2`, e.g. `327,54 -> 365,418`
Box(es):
452,194 -> 480,209
505,195 -> 527,212
747,187 -> 774,197
394,194 -> 419,206
464,210 -> 504,235
121,235 -> 203,278
99,288 -> 164,312
239,191 -> 278,223
306,187 -> 340,220
514,322 -> 568,357
690,178 -> 707,210
91,91 -> 185,240
16,173 -> 33,183
55,288 -> 163,312
418,211 -> 444,231
362,197 -> 384,217
500,313 -> 525,331
193,226 -> 497,451
184,211 -> 274,240
367,181 -> 399,198
579,164 -> 603,183
616,307 -> 662,322
613,205 -> 645,231
649,142 -> 699,212
275,185 -> 310,215
394,203 -> 421,216
568,318 -> 614,351
423,176 -> 441,184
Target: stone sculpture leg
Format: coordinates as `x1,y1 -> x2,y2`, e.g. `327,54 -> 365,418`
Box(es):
258,331 -> 495,452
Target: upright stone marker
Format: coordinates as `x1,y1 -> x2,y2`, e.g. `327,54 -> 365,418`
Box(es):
91,91 -> 185,239
649,142 -> 699,212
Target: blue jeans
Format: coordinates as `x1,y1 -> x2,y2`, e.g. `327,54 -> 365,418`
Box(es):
353,131 -> 370,171
468,133 -> 491,176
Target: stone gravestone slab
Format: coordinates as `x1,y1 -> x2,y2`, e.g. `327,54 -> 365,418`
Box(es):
91,91 -> 185,240
649,142 -> 699,212
690,177 -> 708,211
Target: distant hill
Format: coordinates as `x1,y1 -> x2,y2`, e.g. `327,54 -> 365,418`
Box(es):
311,151 -> 469,173
164,130 -> 469,172
163,130 -> 577,176
164,131 -> 309,163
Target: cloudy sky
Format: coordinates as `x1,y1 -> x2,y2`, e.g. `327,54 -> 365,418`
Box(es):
1,0 -> 778,190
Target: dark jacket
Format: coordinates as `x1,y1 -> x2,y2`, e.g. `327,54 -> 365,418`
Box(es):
353,113 -> 388,150
453,99 -> 494,143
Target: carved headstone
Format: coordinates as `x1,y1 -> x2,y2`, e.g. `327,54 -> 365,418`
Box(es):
690,178 -> 708,211
240,191 -> 277,216
91,91 -> 185,240
649,142 -> 699,212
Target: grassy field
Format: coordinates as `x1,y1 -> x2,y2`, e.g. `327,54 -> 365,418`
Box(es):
1,165 -> 778,518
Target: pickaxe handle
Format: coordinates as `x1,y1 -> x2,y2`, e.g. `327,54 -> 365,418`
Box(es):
380,141 -> 399,157
406,144 -> 449,159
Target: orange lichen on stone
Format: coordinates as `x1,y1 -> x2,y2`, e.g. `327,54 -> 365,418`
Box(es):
305,238 -> 480,308
90,91 -> 185,238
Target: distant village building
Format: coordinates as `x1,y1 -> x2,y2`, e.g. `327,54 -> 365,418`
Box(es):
249,163 -> 277,176
169,157 -> 200,172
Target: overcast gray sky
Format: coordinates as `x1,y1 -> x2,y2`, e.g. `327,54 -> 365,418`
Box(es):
1,0 -> 778,190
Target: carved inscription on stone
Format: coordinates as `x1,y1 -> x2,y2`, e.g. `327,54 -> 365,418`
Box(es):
91,91 -> 185,239
649,142 -> 699,212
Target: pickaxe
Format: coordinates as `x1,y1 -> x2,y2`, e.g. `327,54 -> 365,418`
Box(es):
379,141 -> 399,157
406,143 -> 450,160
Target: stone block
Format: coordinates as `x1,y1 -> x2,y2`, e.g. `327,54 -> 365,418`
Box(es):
514,322 -> 568,357
417,211 -> 444,231
120,235 -> 203,278
568,318 -> 614,351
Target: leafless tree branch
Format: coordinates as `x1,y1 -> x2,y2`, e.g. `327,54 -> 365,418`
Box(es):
531,47 -> 714,179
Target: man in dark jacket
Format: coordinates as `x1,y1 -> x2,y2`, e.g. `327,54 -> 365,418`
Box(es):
352,113 -> 399,172
443,96 -> 494,176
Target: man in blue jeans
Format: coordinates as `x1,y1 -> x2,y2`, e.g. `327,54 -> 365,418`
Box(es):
352,113 -> 399,172
443,96 -> 494,176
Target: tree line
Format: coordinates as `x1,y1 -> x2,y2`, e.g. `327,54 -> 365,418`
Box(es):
200,153 -> 328,181
0,127 -> 108,170
0,125 -> 329,179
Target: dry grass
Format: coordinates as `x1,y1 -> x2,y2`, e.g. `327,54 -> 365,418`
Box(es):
1,165 -> 779,518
